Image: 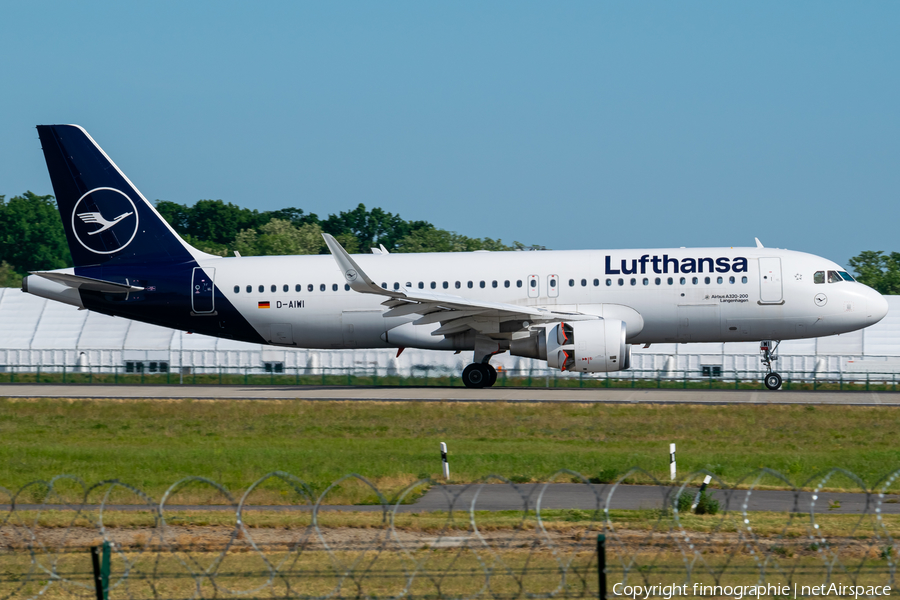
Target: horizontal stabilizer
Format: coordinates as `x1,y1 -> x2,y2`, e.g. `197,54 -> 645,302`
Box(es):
31,271 -> 144,293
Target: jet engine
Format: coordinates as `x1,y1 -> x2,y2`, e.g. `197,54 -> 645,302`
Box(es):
510,319 -> 630,373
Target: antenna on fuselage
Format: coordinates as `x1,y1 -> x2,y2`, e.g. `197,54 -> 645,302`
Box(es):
755,237 -> 764,248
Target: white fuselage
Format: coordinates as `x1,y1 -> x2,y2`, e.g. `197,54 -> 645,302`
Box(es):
196,246 -> 886,350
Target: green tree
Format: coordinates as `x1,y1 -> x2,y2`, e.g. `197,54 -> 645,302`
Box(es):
233,220 -> 327,256
255,220 -> 326,255
0,192 -> 72,275
396,227 -> 515,253
322,204 -> 432,251
0,261 -> 23,288
848,251 -> 900,295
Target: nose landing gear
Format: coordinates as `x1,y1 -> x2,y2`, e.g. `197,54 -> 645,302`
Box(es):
760,340 -> 782,390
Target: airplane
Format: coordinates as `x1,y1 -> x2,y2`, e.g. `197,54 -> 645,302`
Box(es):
22,125 -> 889,390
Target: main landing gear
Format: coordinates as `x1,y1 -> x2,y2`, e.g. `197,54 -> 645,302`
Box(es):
462,363 -> 497,389
462,336 -> 502,389
760,340 -> 782,390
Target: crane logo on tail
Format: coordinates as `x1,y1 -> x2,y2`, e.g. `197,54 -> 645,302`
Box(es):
71,187 -> 139,254
77,210 -> 134,235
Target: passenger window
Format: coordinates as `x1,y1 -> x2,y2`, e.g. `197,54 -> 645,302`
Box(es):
259,285 -> 265,293
692,277 -> 698,285
517,280 -> 523,288
729,276 -> 735,284
467,281 -> 473,289
828,270 -> 842,283
283,284 -> 289,292
479,281 -> 485,288
443,282 -> 449,289
381,282 -> 387,289
406,282 -> 412,288
455,281 -> 461,289
492,280 -> 498,288
393,282 -> 400,290
332,284 -> 338,291
654,277 -> 661,285
418,282 -> 424,289
642,278 -> 649,285
271,285 -> 276,292
504,280 -> 510,288
530,280 -> 537,288
606,279 -> 612,286
246,285 -> 252,293
680,277 -> 686,285
618,278 -> 624,286
581,279 -> 587,287
234,285 -> 239,293
431,282 -> 436,289
814,271 -> 825,284
704,277 -> 710,284
594,278 -> 600,286
630,278 -> 637,286
667,277 -> 673,285
716,276 -> 723,284
741,276 -> 748,283
344,284 -> 350,291
839,271 -> 854,282
295,284 -> 301,292
320,284 -> 326,292
551,279 -> 557,287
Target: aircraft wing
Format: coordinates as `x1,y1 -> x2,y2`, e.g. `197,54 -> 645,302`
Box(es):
323,234 -> 597,337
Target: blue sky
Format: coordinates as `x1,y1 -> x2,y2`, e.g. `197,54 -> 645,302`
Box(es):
1,2 -> 898,265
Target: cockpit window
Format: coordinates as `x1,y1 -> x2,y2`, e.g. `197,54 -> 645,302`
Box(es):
839,271 -> 855,282
827,270 -> 842,283
814,271 -> 825,284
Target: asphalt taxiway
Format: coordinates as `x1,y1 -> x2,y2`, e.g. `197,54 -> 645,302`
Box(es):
0,384 -> 898,405
8,483 -> 895,514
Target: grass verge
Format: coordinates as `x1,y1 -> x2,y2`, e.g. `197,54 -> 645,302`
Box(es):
1,399 -> 900,503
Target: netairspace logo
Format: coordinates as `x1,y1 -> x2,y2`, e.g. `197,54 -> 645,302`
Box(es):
612,582 -> 892,599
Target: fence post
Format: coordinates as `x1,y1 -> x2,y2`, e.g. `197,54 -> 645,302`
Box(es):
90,541 -> 111,600
597,534 -> 607,600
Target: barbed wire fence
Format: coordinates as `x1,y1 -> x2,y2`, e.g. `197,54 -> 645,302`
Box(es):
3,468 -> 900,599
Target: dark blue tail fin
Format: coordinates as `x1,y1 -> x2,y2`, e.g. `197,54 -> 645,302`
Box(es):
37,124 -> 199,269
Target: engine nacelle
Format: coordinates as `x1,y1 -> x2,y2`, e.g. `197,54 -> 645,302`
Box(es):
545,319 -> 630,373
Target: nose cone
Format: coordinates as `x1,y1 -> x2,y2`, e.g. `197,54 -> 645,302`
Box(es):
866,289 -> 889,324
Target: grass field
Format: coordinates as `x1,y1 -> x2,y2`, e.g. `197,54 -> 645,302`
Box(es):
1,398 -> 899,504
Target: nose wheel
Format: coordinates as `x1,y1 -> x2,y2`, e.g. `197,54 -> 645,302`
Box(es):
760,340 -> 782,390
462,363 -> 497,388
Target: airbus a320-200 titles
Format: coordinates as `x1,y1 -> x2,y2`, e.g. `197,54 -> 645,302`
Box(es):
23,125 -> 889,390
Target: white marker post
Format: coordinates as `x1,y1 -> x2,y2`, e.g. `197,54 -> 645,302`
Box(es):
440,442 -> 450,480
669,443 -> 676,481
691,475 -> 713,512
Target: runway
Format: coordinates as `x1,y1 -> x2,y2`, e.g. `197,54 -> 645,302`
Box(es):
0,384 -> 898,405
